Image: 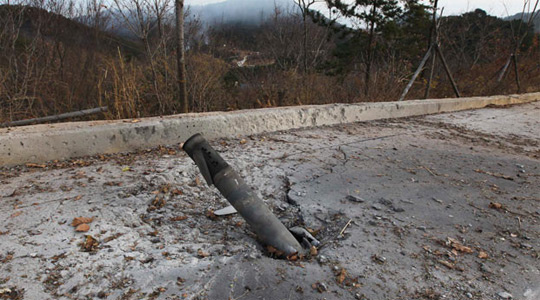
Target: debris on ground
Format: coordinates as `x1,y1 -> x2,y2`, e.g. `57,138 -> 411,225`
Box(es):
0,102 -> 538,299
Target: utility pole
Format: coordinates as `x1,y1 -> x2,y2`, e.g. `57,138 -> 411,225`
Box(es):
175,0 -> 188,113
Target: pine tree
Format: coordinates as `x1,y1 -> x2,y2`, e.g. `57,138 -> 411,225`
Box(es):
324,0 -> 402,97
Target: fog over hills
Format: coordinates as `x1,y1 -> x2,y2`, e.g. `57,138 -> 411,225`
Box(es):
191,0 -> 300,24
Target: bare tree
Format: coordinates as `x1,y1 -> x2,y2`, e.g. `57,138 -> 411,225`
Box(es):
296,0 -> 316,72
112,0 -> 167,111
497,0 -> 540,92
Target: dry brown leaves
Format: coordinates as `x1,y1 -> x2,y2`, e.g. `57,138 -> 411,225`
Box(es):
286,252 -> 302,261
103,233 -> 124,243
438,259 -> 464,272
72,217 -> 94,232
478,251 -> 489,259
75,224 -> 90,232
147,196 -> 166,211
489,202 -> 503,210
25,163 -> 46,168
71,217 -> 94,227
170,216 -> 188,222
336,268 -> 347,284
474,169 -> 514,180
438,260 -> 456,270
447,237 -> 473,254
171,189 -> 183,195
206,210 -> 217,220
80,235 -> 99,252
9,211 -> 22,218
0,253 -> 14,263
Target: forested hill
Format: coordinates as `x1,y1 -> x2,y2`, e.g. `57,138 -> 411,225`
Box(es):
505,12 -> 540,32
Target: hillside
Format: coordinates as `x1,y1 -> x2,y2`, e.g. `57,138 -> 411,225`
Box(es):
505,12 -> 540,32
0,5 -> 144,122
0,5 -> 142,55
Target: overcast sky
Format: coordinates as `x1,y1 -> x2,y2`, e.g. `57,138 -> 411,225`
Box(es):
185,0 -> 532,17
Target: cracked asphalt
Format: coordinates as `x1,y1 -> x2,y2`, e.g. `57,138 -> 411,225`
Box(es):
0,102 -> 539,300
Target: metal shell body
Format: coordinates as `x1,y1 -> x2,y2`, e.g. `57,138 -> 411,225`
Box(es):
183,134 -> 302,256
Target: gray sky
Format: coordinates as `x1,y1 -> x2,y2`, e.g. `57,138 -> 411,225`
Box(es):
186,0 -> 533,17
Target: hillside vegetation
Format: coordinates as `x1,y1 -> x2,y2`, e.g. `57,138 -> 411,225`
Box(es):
0,0 -> 539,123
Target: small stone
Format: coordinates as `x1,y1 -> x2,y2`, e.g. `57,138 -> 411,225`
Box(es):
520,243 -> 533,249
378,198 -> 393,206
317,255 -> 328,264
417,226 -> 427,231
466,292 -> 473,298
286,195 -> 298,206
497,291 -> 513,299
392,207 -> 405,212
372,254 -> 386,264
245,252 -> 260,260
346,195 -> 365,203
480,263 -> 492,273
317,282 -> 328,292
368,220 -> 379,226
371,204 -> 382,211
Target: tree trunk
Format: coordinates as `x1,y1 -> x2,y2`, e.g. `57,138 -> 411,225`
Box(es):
303,12 -> 308,73
365,18 -> 375,97
175,0 -> 188,113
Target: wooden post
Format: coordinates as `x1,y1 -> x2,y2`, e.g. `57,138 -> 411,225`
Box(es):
497,55 -> 512,82
512,54 -> 521,93
435,44 -> 460,98
424,0 -> 438,99
398,44 -> 433,101
1,107 -> 108,128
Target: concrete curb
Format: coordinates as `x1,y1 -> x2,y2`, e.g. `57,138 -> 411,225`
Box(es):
1,93 -> 539,167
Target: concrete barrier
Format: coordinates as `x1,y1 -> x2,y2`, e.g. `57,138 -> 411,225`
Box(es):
1,93 -> 539,167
